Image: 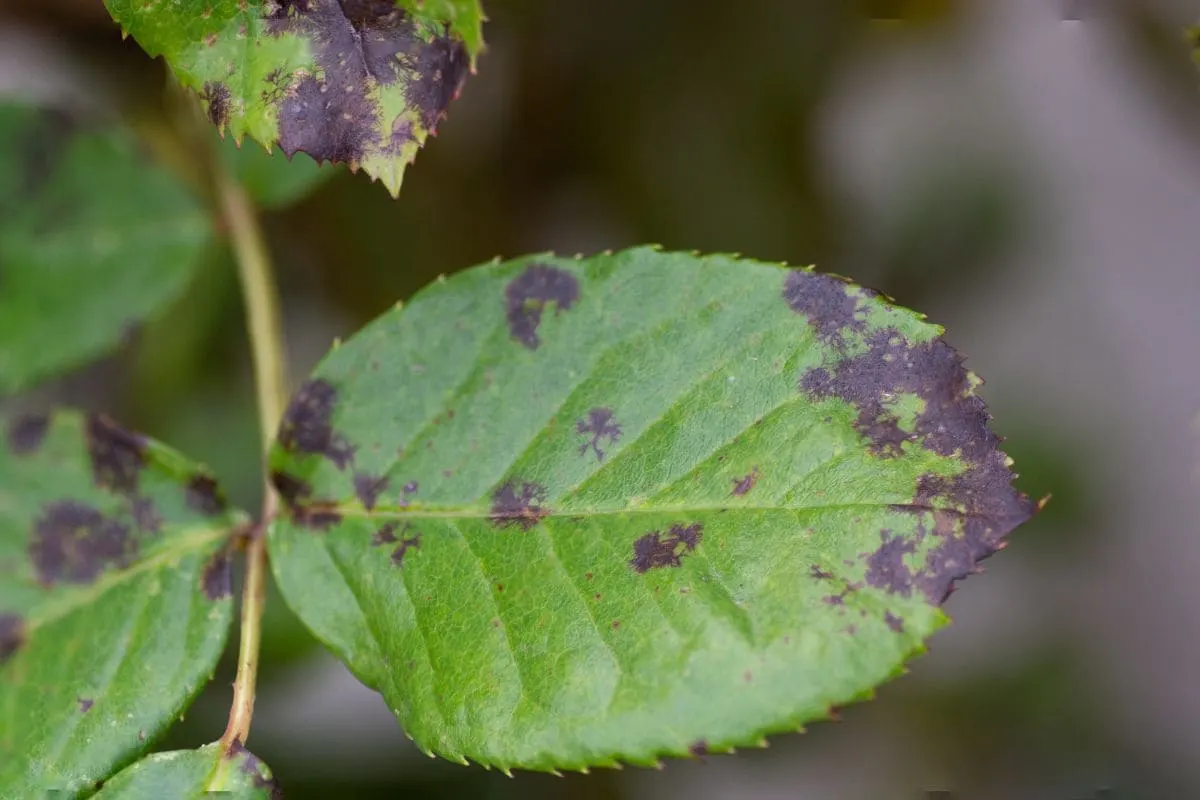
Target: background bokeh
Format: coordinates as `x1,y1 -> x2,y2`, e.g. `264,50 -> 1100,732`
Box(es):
3,0 -> 1200,797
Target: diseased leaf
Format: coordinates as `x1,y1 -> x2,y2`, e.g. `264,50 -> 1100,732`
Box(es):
0,102 -> 211,396
102,0 -> 483,197
266,247 -> 1036,771
92,741 -> 281,799
0,411 -> 246,796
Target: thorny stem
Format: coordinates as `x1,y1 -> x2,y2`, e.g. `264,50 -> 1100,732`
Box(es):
216,164 -> 288,750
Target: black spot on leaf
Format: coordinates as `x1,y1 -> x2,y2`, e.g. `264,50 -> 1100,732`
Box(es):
201,548 -> 233,601
85,414 -> 147,495
271,470 -> 313,508
227,737 -> 284,799
689,740 -> 709,757
392,532 -> 421,566
129,496 -> 162,534
7,413 -> 49,454
885,612 -> 904,633
783,270 -> 873,345
403,480 -> 419,494
371,522 -> 399,545
264,0 -> 468,169
293,504 -> 343,532
576,407 -> 622,461
0,613 -> 25,664
78,697 -> 94,713
505,264 -> 580,349
353,472 -> 390,511
630,523 -> 704,573
375,522 -> 421,565
802,327 -> 1036,600
810,565 -> 835,580
864,530 -> 917,596
201,82 -> 231,127
731,467 -> 760,496
489,480 -> 549,529
277,379 -> 356,469
29,501 -> 134,586
185,474 -> 228,516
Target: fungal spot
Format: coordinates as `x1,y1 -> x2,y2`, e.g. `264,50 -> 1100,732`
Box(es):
293,504 -> 343,532
85,414 -> 147,495
489,480 -> 550,529
201,82 -> 231,127
403,480 -> 419,495
78,697 -> 94,713
611,620 -> 621,629
270,470 -> 312,509
576,407 -> 622,461
782,270 -> 872,345
276,379 -> 356,469
353,472 -> 390,511
885,612 -> 904,633
201,547 -> 233,601
0,614 -> 25,664
264,0 -> 468,170
129,496 -> 162,534
227,737 -> 284,799
185,474 -> 228,516
689,740 -> 709,757
801,327 -> 1036,600
629,522 -> 703,573
864,530 -> 917,597
6,413 -> 49,455
29,500 -> 134,586
371,522 -> 399,546
504,264 -> 580,349
731,467 -> 760,496
392,532 -> 421,566
810,565 -> 835,581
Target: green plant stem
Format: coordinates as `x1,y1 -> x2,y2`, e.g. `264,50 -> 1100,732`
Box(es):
216,166 -> 288,749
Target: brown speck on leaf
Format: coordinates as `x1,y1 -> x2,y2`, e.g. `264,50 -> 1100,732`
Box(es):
489,480 -> 549,529
576,407 -> 622,461
6,413 -> 49,455
276,379 -> 356,469
810,565 -> 835,580
0,614 -> 25,664
731,466 -> 760,496
353,472 -> 390,511
29,500 -> 134,586
630,522 -> 703,573
689,740 -> 709,757
201,81 -> 231,127
201,547 -> 233,601
185,474 -> 227,516
504,264 -> 580,349
885,611 -> 904,633
78,697 -> 94,713
391,529 -> 421,566
782,270 -> 872,346
372,522 -> 399,546
802,326 -> 1036,602
85,414 -> 147,495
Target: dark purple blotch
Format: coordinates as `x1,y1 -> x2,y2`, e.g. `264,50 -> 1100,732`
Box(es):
630,523 -> 704,573
353,472 -> 390,511
576,407 -> 622,461
489,480 -> 549,529
85,414 -> 148,495
782,270 -> 872,345
29,500 -> 134,586
504,264 -> 580,350
201,547 -> 233,601
0,614 -> 25,664
6,413 -> 49,455
186,474 -> 228,516
276,379 -> 356,469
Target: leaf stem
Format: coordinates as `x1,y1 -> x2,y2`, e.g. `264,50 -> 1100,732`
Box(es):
216,164 -> 288,749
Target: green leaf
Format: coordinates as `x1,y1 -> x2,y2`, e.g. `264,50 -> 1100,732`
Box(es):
0,103 -> 212,396
102,0 -> 483,197
266,246 -> 1036,771
0,411 -> 246,796
93,742 -> 281,799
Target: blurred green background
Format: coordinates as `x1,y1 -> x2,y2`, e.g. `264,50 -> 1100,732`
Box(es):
4,0 -> 1200,797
